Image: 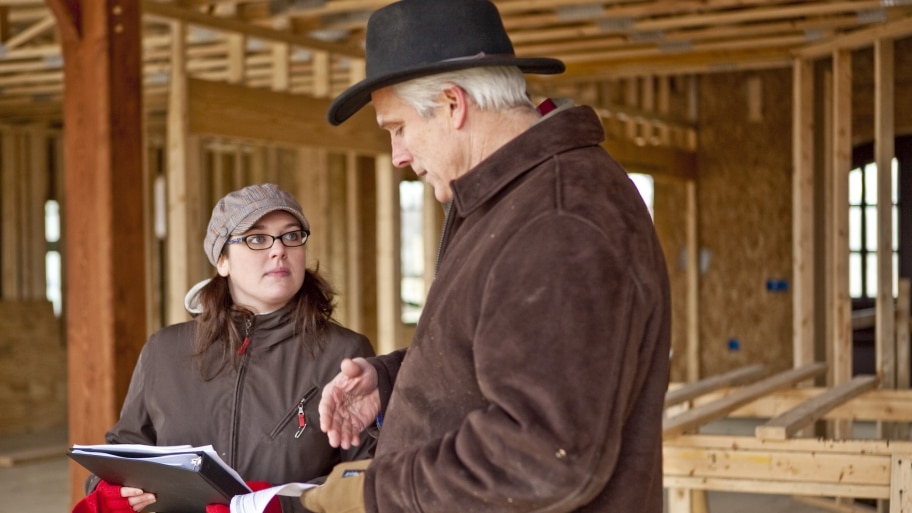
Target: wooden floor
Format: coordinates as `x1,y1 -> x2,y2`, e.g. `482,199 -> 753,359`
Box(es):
0,425 -> 863,513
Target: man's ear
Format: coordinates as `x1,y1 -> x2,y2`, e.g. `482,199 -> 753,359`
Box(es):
442,85 -> 469,129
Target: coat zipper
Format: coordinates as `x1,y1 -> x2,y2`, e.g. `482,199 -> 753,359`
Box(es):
229,316 -> 253,468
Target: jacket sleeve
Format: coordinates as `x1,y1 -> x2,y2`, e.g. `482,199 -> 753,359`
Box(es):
105,341 -> 158,446
365,214 -> 669,512
367,349 -> 406,415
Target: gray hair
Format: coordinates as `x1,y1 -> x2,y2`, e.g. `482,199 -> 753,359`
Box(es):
392,66 -> 534,118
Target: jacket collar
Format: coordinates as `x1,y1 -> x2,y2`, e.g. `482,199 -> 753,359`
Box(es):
450,105 -> 605,217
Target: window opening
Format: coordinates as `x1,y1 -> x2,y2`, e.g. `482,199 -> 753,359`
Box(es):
400,180 -> 425,324
45,199 -> 62,317
848,158 -> 899,299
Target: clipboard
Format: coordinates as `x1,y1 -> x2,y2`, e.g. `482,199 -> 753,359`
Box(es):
68,445 -> 251,513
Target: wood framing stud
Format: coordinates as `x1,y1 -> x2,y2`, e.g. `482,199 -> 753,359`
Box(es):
663,362 -> 828,437
755,375 -> 879,440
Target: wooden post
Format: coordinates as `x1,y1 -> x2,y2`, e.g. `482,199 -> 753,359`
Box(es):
830,49 -> 853,440
345,152 -> 364,333
375,155 -> 402,355
46,0 -> 147,507
897,279 -> 911,439
166,20 -> 203,325
876,38 -> 897,444
792,58 -> 815,374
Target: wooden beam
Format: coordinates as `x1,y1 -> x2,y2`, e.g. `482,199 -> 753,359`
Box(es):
141,0 -> 364,59
795,15 -> 912,59
685,181 -> 699,384
53,0 -> 147,507
375,155 -> 401,355
186,78 -> 390,155
830,49 -> 853,439
875,38 -> 896,396
663,363 -> 828,437
899,279 -> 911,392
601,137 -> 696,181
665,434 -> 912,500
689,386 -> 912,422
665,364 -> 766,408
792,57 -> 815,371
344,152 -> 363,333
44,0 -> 80,42
755,375 -> 879,440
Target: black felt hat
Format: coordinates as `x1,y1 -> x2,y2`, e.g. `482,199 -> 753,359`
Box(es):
327,0 -> 565,125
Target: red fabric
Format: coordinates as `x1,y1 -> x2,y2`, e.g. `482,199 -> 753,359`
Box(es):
205,481 -> 281,513
536,98 -> 557,116
71,481 -> 132,513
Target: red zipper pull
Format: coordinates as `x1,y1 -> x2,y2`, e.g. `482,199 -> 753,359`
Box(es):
294,401 -> 306,438
237,336 -> 251,355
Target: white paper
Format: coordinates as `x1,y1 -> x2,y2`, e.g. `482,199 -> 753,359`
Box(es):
230,483 -> 317,513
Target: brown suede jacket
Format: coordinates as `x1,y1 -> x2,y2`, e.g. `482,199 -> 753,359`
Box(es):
103,303 -> 376,512
365,105 -> 671,512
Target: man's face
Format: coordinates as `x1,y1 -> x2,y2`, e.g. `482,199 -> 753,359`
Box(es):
372,86 -> 463,203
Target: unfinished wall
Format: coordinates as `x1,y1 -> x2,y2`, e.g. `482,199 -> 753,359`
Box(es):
0,301 -> 65,436
853,37 -> 912,143
694,67 -> 795,378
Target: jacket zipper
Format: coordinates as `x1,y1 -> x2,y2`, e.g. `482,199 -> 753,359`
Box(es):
229,316 -> 253,468
269,386 -> 319,439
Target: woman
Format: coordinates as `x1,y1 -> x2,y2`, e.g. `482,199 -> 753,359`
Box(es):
74,183 -> 376,513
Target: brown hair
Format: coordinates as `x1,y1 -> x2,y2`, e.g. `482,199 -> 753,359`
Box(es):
192,266 -> 336,380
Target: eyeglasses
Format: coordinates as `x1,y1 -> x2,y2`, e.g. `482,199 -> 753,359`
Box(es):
226,230 -> 310,251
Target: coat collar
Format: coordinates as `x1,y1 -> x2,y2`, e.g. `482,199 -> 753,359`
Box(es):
450,105 -> 605,217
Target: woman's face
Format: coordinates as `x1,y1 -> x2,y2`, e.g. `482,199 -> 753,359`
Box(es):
216,210 -> 307,314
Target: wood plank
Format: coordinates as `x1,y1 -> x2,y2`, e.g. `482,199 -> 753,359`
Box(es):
795,15 -> 912,59
187,78 -> 390,155
688,387 -> 912,422
890,455 -> 912,512
375,155 -> 401,355
875,37 -> 896,397
663,362 -> 827,437
665,364 -> 766,408
792,57 -> 815,371
830,48 -> 853,440
601,138 -> 696,181
344,152 -> 363,333
663,476 -> 887,500
755,375 -> 879,440
53,0 -> 147,507
141,0 -> 364,59
166,20 -> 194,326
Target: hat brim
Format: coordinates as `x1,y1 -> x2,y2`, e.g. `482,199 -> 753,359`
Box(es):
327,56 -> 565,126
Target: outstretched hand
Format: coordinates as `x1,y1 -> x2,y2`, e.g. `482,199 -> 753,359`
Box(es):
319,358 -> 381,449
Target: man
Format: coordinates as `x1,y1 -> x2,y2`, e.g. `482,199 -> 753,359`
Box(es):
302,0 -> 671,511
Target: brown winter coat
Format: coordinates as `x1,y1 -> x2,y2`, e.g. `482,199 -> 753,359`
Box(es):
364,105 -> 671,512
104,303 -> 376,512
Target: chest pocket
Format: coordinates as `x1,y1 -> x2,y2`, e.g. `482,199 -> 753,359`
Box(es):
268,386 -> 319,439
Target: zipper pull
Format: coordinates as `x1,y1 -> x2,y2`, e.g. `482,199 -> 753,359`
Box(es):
294,401 -> 306,438
238,317 -> 253,355
237,336 -> 250,355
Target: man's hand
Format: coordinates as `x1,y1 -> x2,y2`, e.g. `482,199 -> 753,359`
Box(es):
300,460 -> 371,513
319,358 -> 381,449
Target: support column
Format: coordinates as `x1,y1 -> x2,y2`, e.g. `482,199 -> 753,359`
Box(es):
46,0 -> 147,506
